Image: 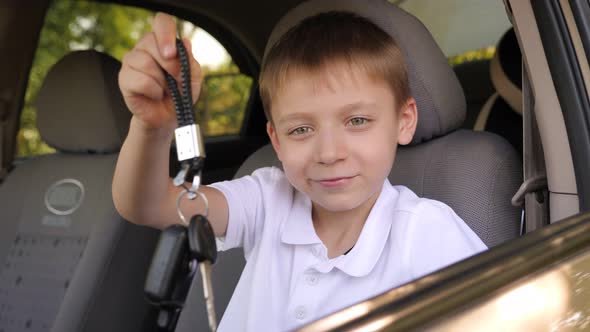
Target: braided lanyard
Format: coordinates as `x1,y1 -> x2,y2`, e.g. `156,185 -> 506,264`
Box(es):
166,39 -> 205,198
165,38 -> 217,331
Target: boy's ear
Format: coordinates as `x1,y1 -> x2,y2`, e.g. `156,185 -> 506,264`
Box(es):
397,97 -> 418,145
267,121 -> 283,161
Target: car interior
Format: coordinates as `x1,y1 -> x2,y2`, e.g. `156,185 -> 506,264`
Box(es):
0,0 -> 587,331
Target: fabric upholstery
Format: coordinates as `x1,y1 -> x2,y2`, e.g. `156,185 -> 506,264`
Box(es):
263,0 -> 466,144
390,130 -> 522,247
36,50 -> 131,153
0,51 -> 159,332
0,155 -> 159,332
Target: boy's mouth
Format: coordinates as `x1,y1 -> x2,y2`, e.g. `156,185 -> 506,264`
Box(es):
314,175 -> 357,188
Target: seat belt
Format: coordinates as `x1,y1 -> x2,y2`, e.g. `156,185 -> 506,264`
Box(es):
511,64 -> 549,234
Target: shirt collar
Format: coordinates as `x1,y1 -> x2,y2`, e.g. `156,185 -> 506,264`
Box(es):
334,180 -> 396,277
281,180 -> 398,277
281,189 -> 322,245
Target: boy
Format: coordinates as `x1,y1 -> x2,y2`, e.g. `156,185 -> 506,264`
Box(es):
113,10 -> 486,331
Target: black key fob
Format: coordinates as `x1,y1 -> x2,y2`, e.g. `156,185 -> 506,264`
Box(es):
144,225 -> 188,302
188,214 -> 217,264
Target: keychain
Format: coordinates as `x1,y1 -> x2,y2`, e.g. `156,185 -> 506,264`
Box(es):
144,38 -> 218,332
168,37 -> 218,332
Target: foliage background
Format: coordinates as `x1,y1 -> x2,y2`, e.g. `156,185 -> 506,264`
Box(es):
19,0 -> 252,157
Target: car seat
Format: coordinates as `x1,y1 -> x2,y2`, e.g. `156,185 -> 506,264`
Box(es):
474,28 -> 523,155
454,59 -> 495,129
0,50 -> 160,332
174,0 -> 522,330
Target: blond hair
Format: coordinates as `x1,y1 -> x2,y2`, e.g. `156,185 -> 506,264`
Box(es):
259,11 -> 410,121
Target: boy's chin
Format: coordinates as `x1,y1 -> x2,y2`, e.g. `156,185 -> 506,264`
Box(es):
311,195 -> 370,214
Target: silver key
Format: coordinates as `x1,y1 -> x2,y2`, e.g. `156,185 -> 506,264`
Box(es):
187,212 -> 218,332
199,261 -> 217,331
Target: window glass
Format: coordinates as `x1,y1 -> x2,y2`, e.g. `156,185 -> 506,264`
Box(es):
19,0 -> 252,157
392,0 -> 511,57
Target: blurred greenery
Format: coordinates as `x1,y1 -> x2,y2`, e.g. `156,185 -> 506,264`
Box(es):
197,70 -> 253,136
449,46 -> 496,66
19,0 -> 252,157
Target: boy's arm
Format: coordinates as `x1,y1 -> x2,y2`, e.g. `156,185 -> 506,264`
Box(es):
112,117 -> 229,235
112,12 -> 229,236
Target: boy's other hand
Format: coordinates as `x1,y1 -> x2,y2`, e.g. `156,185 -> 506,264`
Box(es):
119,12 -> 203,131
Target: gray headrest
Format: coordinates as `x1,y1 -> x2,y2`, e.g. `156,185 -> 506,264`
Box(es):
36,50 -> 131,153
263,0 -> 466,144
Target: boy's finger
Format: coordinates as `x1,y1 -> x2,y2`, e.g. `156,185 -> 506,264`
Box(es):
134,32 -> 181,81
153,12 -> 177,59
123,49 -> 167,92
182,38 -> 203,102
119,65 -> 165,101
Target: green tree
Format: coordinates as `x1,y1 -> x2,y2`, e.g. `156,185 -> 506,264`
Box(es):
198,62 -> 253,136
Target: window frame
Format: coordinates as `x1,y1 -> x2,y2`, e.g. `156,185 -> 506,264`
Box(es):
299,210 -> 590,331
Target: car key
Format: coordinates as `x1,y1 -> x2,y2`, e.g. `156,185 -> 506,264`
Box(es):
144,225 -> 188,303
188,214 -> 218,332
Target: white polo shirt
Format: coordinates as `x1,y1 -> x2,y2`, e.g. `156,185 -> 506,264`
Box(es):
210,167 -> 486,332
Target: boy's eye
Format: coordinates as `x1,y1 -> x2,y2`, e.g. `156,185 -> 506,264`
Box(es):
289,127 -> 311,136
348,117 -> 369,126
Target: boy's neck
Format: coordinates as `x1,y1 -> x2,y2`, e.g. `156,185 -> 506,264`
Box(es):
312,190 -> 381,259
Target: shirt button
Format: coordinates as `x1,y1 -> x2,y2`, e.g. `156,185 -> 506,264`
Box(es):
295,306 -> 307,320
305,274 -> 319,286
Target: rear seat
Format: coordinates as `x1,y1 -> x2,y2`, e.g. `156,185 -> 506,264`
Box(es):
475,28 -> 523,155
457,28 -> 523,155
0,50 -> 159,332
454,59 -> 495,129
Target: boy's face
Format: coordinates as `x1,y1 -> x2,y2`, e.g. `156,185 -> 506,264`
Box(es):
267,65 -> 417,214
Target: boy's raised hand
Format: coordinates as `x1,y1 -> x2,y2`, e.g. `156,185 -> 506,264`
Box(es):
119,12 -> 203,131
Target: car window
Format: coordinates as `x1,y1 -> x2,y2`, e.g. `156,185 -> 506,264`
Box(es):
18,0 -> 253,157
392,0 -> 511,57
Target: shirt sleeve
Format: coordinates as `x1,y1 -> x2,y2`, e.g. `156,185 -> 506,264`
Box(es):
406,200 -> 488,279
208,168 -> 268,256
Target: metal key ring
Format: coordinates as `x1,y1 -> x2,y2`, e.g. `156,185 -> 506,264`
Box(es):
176,189 -> 209,226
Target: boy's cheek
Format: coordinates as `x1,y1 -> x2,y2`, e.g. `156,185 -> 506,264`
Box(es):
280,147 -> 306,167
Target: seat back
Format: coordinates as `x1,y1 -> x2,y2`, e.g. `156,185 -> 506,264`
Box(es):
454,59 -> 494,129
0,50 -> 159,332
474,28 -> 524,155
175,1 -> 522,330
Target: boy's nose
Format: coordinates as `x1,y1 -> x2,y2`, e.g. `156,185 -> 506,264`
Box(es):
315,129 -> 347,165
